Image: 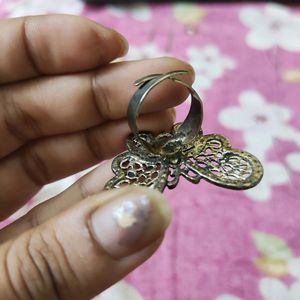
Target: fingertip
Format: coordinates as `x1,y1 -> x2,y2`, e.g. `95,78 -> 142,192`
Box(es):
23,14 -> 129,75
140,57 -> 195,108
114,31 -> 129,57
156,56 -> 195,84
89,186 -> 172,259
124,186 -> 172,228
90,19 -> 129,58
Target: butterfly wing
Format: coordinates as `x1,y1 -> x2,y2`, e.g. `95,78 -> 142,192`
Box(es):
183,134 -> 263,190
104,151 -> 169,192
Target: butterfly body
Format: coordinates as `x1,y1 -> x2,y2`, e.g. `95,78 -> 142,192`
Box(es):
105,124 -> 263,192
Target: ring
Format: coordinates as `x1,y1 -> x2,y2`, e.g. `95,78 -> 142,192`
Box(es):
127,70 -> 203,149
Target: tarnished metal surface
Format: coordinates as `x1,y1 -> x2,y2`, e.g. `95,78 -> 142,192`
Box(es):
105,71 -> 263,192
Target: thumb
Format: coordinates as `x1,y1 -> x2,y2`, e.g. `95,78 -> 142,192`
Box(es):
0,186 -> 171,300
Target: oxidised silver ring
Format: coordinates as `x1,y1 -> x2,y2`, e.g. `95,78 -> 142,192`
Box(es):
127,70 -> 203,148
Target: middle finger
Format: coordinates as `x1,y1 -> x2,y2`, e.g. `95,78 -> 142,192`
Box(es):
0,57 -> 194,158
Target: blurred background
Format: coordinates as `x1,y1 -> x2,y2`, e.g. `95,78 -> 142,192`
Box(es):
1,1 -> 300,300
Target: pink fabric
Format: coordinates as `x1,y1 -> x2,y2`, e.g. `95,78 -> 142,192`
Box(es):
1,2 -> 300,299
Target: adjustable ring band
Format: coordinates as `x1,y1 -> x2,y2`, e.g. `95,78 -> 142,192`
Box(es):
127,70 -> 203,148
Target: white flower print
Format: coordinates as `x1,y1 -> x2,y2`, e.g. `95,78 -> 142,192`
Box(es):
240,3 -> 300,52
3,0 -> 84,17
187,45 -> 236,92
93,281 -> 144,300
288,258 -> 300,280
107,4 -> 151,22
252,231 -> 300,280
219,90 -> 300,160
219,89 -> 298,201
217,278 -> 300,300
244,161 -> 289,202
126,43 -> 165,60
286,152 -> 300,172
216,295 -> 242,300
259,277 -> 300,300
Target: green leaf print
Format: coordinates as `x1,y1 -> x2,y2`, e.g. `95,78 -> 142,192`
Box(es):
252,231 -> 294,260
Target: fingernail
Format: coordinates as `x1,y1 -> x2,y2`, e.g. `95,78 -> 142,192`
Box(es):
94,23 -> 128,58
89,188 -> 171,259
181,61 -> 195,81
115,32 -> 129,56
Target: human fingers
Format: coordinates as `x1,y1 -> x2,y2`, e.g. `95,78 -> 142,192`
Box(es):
0,161 -> 113,243
0,109 -> 175,220
0,14 -> 128,84
0,58 -> 194,157
0,186 -> 171,300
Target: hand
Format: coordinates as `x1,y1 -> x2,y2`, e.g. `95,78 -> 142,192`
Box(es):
0,15 -> 194,299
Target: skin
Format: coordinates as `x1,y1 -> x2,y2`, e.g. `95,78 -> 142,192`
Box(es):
0,14 -> 195,300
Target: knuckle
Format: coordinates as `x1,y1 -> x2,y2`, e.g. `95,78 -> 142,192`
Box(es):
24,232 -> 61,300
9,230 -> 78,300
2,244 -> 23,300
84,128 -> 106,162
27,206 -> 43,229
22,17 -> 42,74
4,233 -> 62,300
20,145 -> 49,187
91,72 -> 112,121
77,177 -> 91,199
2,90 -> 42,143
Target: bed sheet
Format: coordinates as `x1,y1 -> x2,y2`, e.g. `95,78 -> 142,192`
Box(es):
1,1 -> 300,300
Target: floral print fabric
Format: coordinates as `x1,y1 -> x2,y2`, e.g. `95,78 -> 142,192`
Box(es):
0,1 -> 300,300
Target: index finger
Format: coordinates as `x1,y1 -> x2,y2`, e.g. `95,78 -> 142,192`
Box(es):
0,14 -> 128,84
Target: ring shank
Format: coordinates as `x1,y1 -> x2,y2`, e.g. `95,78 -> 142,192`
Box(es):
127,70 -> 203,147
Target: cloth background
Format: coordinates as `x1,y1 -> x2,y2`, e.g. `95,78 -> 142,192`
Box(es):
1,1 -> 300,300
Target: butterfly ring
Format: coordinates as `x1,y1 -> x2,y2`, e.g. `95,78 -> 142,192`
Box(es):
105,70 -> 263,192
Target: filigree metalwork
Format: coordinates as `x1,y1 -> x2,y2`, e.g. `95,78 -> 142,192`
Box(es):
105,124 -> 263,192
